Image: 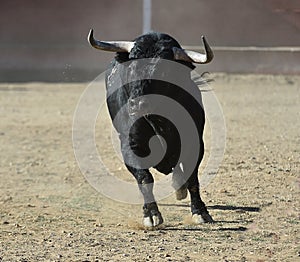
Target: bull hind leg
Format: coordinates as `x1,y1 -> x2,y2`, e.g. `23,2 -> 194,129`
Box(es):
187,171 -> 214,223
173,164 -> 213,223
172,164 -> 188,200
126,165 -> 163,227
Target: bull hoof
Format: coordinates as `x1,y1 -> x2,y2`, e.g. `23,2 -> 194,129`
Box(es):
192,213 -> 214,224
176,187 -> 188,200
143,212 -> 164,228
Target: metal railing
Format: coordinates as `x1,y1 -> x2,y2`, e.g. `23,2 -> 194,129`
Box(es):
183,46 -> 300,52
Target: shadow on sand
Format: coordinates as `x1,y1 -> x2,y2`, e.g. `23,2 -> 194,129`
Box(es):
160,203 -> 260,213
162,226 -> 248,232
157,203 -> 261,232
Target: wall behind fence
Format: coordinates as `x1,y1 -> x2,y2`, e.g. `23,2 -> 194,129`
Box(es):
0,0 -> 299,81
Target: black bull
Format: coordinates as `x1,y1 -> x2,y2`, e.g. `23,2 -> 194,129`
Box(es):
88,30 -> 214,227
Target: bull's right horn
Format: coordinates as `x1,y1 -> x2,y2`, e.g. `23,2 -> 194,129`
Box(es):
173,36 -> 214,64
88,29 -> 135,53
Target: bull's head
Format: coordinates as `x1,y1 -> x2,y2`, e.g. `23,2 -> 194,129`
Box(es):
87,29 -> 213,64
88,29 -> 213,117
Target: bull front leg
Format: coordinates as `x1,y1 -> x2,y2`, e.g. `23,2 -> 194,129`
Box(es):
126,165 -> 163,227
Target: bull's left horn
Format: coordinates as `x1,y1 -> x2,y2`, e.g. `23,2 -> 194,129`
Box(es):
88,29 -> 135,53
173,36 -> 214,64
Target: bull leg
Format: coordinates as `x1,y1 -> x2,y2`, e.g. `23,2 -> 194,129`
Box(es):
187,171 -> 214,223
172,164 -> 188,200
126,165 -> 163,227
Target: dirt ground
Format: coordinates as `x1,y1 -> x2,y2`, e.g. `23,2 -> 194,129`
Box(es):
0,74 -> 299,262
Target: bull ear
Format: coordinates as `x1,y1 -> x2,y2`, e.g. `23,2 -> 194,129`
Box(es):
87,29 -> 135,53
173,36 -> 213,64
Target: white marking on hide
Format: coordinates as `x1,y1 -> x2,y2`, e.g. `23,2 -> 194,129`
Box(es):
107,67 -> 117,84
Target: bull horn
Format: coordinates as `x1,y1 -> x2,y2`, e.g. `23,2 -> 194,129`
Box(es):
173,36 -> 214,64
87,29 -> 135,53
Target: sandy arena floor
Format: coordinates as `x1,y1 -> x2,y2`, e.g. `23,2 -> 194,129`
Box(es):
0,74 -> 299,261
